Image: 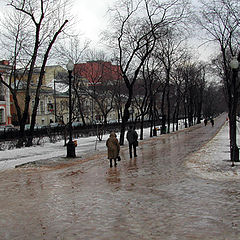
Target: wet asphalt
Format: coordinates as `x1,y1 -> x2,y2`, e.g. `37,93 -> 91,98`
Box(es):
1,114 -> 240,240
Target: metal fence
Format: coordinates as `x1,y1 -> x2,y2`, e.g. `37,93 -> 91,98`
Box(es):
0,119 -> 160,144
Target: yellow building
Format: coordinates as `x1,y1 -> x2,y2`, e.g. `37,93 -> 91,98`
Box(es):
45,65 -> 66,85
12,65 -> 69,126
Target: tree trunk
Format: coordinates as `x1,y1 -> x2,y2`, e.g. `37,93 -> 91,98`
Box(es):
74,87 -> 86,126
120,105 -> 130,145
166,71 -> 171,133
229,69 -> 239,162
140,114 -> 144,140
26,20 -> 68,147
120,86 -> 132,145
161,85 -> 167,134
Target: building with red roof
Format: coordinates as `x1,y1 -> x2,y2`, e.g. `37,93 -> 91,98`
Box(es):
73,61 -> 123,123
74,61 -> 122,85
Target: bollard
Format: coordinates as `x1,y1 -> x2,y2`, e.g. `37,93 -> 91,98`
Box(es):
153,128 -> 157,136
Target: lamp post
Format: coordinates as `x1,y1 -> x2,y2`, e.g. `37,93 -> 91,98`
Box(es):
229,57 -> 240,165
66,59 -> 76,158
53,77 -> 57,122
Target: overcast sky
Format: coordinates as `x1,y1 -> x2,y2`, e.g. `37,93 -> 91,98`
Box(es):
0,0 -> 112,44
72,0 -> 113,44
71,0 -> 216,61
0,0 -> 216,62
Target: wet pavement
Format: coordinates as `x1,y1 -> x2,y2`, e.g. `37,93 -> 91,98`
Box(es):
1,114 -> 240,240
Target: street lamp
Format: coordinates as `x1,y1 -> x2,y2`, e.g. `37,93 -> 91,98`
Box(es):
66,59 -> 76,158
229,57 -> 240,165
230,58 -> 239,70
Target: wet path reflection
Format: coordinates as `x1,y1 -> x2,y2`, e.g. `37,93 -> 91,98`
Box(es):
1,114 -> 240,239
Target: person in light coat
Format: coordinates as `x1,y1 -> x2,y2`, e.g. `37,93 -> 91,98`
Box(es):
106,132 -> 120,167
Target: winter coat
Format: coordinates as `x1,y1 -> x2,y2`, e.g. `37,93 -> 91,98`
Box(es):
106,132 -> 120,159
126,129 -> 138,145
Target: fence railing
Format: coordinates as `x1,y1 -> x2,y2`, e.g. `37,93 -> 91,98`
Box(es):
0,119 -> 161,142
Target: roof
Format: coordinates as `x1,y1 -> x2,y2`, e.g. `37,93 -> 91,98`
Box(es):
0,60 -> 11,73
74,61 -> 122,84
47,79 -> 69,93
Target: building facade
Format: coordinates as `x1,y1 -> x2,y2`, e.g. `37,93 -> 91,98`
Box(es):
10,65 -> 69,126
0,60 -> 12,126
74,61 -> 124,123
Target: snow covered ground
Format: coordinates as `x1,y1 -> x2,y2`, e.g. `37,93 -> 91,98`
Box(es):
0,126 -> 154,171
0,133 -> 110,171
0,119 -> 188,171
0,119 -> 239,181
186,120 -> 240,180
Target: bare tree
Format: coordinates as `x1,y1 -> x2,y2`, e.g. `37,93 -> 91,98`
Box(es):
74,56 -> 121,124
136,55 -> 163,138
107,0 -> 190,145
203,82 -> 227,118
54,36 -> 90,125
196,0 -> 240,163
154,28 -> 187,133
55,37 -> 90,66
181,62 -> 206,127
0,0 -> 71,147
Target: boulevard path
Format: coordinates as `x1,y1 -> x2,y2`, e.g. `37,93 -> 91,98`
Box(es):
1,113 -> 240,239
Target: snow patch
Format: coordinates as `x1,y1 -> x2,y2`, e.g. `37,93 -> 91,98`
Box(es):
186,121 -> 240,180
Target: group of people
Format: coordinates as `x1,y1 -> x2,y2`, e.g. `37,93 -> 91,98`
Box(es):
204,118 -> 214,127
106,125 -> 138,168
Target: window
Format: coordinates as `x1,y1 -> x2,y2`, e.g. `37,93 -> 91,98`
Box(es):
32,100 -> 35,110
47,103 -> 54,112
0,83 -> 4,101
60,101 -> 68,111
0,108 -> 4,124
40,101 -> 44,114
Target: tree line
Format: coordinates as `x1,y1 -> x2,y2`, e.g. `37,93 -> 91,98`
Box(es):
0,0 -> 234,148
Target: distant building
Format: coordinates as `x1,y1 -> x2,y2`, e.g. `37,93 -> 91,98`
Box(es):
44,65 -> 67,85
10,65 -> 69,126
0,60 -> 12,125
74,61 -> 123,122
74,61 -> 122,85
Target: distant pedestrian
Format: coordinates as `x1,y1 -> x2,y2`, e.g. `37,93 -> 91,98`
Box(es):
126,126 -> 138,158
106,132 -> 120,168
210,118 -> 214,127
204,119 -> 208,126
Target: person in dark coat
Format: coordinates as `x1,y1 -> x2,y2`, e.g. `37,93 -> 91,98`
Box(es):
106,132 -> 120,167
204,119 -> 208,126
126,126 -> 138,158
210,118 -> 214,127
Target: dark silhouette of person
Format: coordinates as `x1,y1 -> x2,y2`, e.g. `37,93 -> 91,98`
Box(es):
126,126 -> 138,158
210,118 -> 214,127
204,119 -> 208,126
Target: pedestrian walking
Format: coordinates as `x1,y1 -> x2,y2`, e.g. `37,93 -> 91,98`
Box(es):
210,118 -> 214,127
106,132 -> 120,168
204,119 -> 208,126
126,125 -> 138,158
